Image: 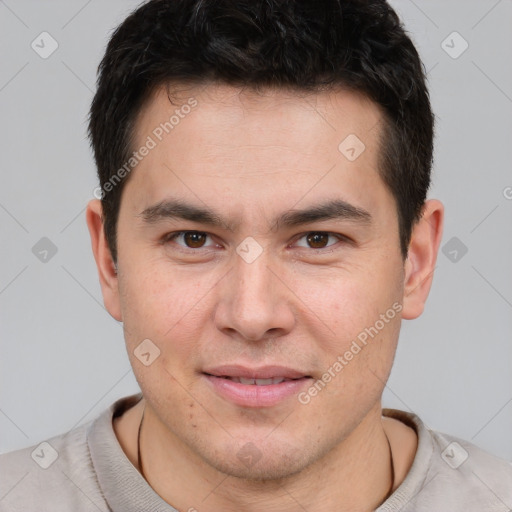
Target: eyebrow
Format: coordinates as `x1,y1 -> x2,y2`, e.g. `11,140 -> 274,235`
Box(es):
138,198 -> 372,232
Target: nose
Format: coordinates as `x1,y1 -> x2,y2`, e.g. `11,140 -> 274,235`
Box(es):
214,247 -> 296,342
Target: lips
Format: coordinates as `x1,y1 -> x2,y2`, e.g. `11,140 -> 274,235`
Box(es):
216,376 -> 297,385
203,365 -> 309,380
202,365 -> 312,407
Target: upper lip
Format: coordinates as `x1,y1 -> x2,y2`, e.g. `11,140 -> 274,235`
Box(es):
203,365 -> 309,380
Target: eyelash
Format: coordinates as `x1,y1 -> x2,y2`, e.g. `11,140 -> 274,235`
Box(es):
161,231 -> 351,252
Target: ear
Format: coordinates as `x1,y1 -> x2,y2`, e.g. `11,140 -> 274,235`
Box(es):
85,199 -> 122,321
402,199 -> 444,320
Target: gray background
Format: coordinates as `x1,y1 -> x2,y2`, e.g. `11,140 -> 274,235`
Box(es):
1,0 -> 511,460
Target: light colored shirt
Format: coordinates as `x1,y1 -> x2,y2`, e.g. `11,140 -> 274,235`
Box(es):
1,393 -> 511,511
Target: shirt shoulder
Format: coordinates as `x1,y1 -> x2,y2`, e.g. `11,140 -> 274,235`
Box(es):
379,409 -> 512,512
423,429 -> 512,511
0,393 -> 177,512
0,415 -> 110,512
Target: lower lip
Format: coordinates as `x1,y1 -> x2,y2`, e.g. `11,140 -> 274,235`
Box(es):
204,374 -> 312,407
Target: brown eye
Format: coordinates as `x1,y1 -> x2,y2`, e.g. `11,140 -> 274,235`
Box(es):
183,232 -> 207,248
306,232 -> 330,249
293,231 -> 346,251
164,231 -> 214,249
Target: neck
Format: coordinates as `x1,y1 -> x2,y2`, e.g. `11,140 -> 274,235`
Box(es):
137,403 -> 396,512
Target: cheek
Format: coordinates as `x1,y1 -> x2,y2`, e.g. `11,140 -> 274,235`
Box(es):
287,262 -> 401,352
119,270 -> 207,406
117,263 -> 208,365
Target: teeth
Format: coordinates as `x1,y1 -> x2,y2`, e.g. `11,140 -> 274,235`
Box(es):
255,378 -> 274,386
226,377 -> 290,385
239,377 -> 256,385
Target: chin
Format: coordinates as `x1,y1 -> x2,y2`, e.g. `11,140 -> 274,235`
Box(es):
211,454 -> 308,483
195,435 -> 318,483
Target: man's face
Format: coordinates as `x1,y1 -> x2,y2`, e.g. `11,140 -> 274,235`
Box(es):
114,84 -> 406,479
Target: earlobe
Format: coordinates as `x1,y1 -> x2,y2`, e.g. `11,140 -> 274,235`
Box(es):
85,199 -> 123,321
401,199 -> 444,320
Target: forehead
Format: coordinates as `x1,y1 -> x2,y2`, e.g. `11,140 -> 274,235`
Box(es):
123,83 -> 391,225
135,83 -> 382,152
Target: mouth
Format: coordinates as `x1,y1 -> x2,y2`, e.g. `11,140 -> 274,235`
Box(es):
210,376 -> 302,385
202,365 -> 313,407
